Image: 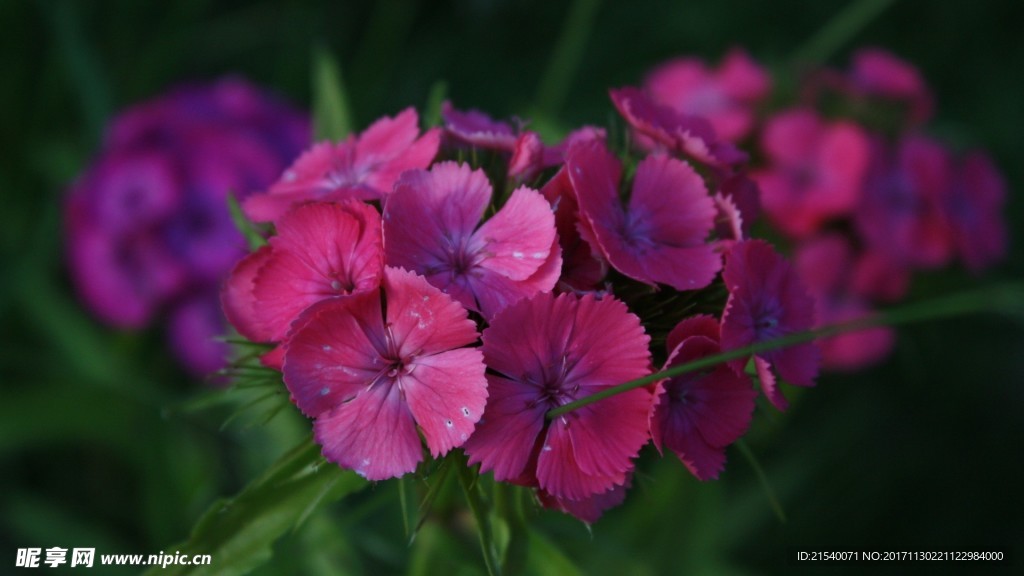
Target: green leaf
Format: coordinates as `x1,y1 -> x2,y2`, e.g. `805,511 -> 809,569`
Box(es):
735,439 -> 786,524
145,438 -> 368,576
227,192 -> 267,250
548,282 -> 1024,419
411,456 -> 454,544
525,531 -> 583,576
453,451 -> 502,576
790,0 -> 896,66
313,45 -> 354,141
423,80 -> 448,128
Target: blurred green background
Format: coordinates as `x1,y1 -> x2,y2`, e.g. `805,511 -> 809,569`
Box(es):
2,0 -> 1021,574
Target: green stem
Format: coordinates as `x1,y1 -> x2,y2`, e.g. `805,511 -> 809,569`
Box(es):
789,0 -> 897,67
547,283 -> 1022,419
735,439 -> 786,523
533,0 -> 602,120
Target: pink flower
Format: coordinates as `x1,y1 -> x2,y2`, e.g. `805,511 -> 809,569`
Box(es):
652,315 -> 757,480
720,240 -> 818,410
63,77 -> 309,375
645,48 -> 771,142
464,292 -> 653,502
566,140 -> 721,291
713,171 -> 762,242
283,267 -> 487,480
383,162 -> 560,320
168,294 -> 232,377
752,108 -> 870,238
610,87 -> 747,167
855,134 -> 954,268
849,48 -> 933,126
440,101 -> 519,151
946,151 -> 1007,272
540,168 -> 607,292
794,235 -> 895,372
536,479 -> 630,524
221,201 -> 384,344
244,108 -> 440,222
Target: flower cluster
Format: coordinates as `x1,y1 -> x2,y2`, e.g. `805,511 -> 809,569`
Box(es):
642,47 -> 1007,371
222,89 -> 820,521
65,77 -> 309,375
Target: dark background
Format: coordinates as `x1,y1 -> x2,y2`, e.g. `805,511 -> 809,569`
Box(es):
2,1 -> 1021,574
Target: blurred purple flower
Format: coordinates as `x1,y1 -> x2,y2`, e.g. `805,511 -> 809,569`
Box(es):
65,77 -> 310,376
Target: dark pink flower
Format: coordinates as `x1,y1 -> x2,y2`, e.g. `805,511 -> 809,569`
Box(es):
64,77 -> 309,375
645,48 -> 770,142
440,101 -> 519,151
849,48 -> 933,126
383,162 -> 560,320
244,108 -> 440,222
850,248 -> 910,303
946,151 -> 1007,272
168,294 -> 231,377
855,134 -> 954,268
221,201 -> 384,344
566,140 -> 720,291
652,315 -> 756,480
283,267 -> 487,480
540,168 -> 607,292
464,292 -> 653,502
536,479 -> 630,524
720,240 -> 818,410
610,87 -> 747,167
752,108 -> 870,238
794,235 -> 895,372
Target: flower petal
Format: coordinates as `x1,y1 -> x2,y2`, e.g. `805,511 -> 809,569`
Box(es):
404,348 -> 487,457
314,381 -> 423,480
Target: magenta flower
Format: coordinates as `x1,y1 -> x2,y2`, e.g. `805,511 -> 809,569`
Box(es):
752,108 -> 870,238
440,101 -> 519,151
283,267 -> 487,480
244,108 -> 440,222
566,140 -> 721,292
464,292 -> 653,502
794,235 -> 895,372
720,240 -> 818,410
855,134 -> 954,268
64,77 -> 309,375
540,168 -> 607,293
652,315 -> 756,480
610,87 -> 747,167
536,479 -> 630,524
383,162 -> 560,320
221,201 -> 384,345
946,151 -> 1007,272
849,48 -> 934,126
644,48 -> 770,142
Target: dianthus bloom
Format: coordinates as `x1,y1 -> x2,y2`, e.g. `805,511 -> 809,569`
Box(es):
283,267 -> 487,480
610,86 -> 747,167
566,140 -> 721,291
221,201 -> 384,347
794,235 -> 895,371
244,108 -> 439,222
383,162 -> 560,320
720,240 -> 818,410
945,151 -> 1007,272
855,134 -> 954,268
652,315 -> 757,480
753,108 -> 870,238
464,292 -> 653,504
848,48 -> 934,126
644,48 -> 770,142
64,77 -> 309,374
